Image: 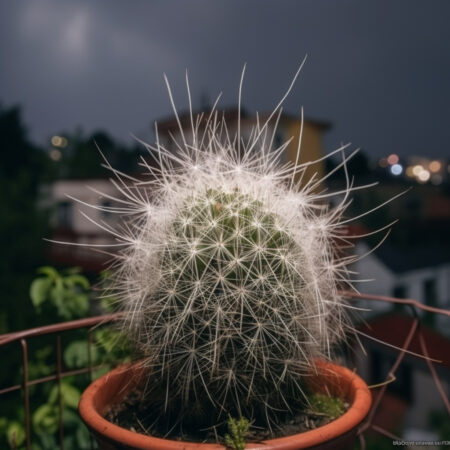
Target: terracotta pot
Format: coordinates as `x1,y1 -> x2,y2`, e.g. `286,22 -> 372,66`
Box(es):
79,360 -> 371,449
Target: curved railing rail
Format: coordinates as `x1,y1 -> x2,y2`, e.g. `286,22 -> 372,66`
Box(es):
0,294 -> 449,449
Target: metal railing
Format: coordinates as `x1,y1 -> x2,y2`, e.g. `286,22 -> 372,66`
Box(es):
0,294 -> 449,449
0,313 -> 120,449
345,292 -> 450,449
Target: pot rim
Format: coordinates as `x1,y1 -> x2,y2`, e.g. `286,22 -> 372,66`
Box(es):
79,359 -> 372,449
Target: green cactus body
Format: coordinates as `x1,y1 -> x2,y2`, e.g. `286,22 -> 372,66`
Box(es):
131,188 -> 329,426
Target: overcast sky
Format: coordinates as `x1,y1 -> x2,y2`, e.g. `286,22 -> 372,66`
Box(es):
1,0 -> 449,159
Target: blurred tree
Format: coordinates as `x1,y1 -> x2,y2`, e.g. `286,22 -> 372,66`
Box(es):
0,104 -> 50,332
0,105 -> 145,334
50,129 -> 145,179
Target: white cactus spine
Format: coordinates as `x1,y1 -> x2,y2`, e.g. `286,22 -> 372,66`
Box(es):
63,62 -> 390,427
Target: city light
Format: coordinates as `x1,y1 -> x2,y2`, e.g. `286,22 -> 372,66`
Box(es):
417,170 -> 430,182
378,158 -> 388,168
412,165 -> 423,176
429,160 -> 441,173
51,136 -> 68,148
387,154 -> 399,165
405,166 -> 414,177
390,164 -> 403,176
49,148 -> 62,161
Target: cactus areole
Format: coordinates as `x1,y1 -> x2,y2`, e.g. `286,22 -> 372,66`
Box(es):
78,63 -> 374,444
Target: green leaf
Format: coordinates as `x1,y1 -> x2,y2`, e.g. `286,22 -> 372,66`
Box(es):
31,266 -> 93,320
48,382 -> 81,409
64,274 -> 90,290
70,294 -> 90,316
75,422 -> 91,448
0,417 -> 8,431
30,278 -> 52,307
64,340 -> 95,368
7,421 -> 25,448
36,432 -> 57,449
62,267 -> 82,275
94,328 -> 117,353
50,281 -> 71,319
60,383 -> 81,409
61,408 -> 80,427
37,266 -> 59,280
48,385 -> 58,405
32,404 -> 58,434
27,360 -> 53,380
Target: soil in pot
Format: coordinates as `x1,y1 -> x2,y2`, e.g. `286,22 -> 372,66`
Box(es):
80,360 -> 372,449
105,384 -> 349,444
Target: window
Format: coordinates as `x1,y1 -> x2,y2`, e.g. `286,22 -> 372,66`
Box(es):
100,200 -> 113,218
424,279 -> 437,306
423,278 -> 437,326
56,201 -> 73,229
392,284 -> 407,299
392,284 -> 408,313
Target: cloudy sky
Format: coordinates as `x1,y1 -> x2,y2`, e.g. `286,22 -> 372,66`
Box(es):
1,0 -> 449,159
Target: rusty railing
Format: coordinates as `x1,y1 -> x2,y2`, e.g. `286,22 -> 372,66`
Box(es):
0,294 -> 449,449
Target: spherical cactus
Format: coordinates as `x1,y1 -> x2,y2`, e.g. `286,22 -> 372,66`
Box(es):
78,67 -> 364,429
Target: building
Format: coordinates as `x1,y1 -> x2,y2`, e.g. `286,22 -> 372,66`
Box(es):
157,107 -> 330,186
352,241 -> 450,335
46,178 -> 124,272
353,313 -> 450,438
46,108 -> 332,272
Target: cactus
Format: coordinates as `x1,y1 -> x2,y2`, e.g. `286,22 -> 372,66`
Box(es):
73,66 -> 377,431
122,177 -> 347,423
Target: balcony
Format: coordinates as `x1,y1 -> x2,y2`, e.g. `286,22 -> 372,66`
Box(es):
0,293 -> 449,449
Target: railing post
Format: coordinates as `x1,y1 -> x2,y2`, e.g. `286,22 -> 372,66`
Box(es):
56,335 -> 65,450
87,331 -> 93,382
20,339 -> 31,450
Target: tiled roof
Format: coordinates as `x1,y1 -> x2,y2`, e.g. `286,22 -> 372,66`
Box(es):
358,313 -> 450,370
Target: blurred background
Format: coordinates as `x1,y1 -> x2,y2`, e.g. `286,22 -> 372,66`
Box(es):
0,1 -> 449,448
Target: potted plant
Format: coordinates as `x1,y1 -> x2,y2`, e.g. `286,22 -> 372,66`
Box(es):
78,66 -> 373,449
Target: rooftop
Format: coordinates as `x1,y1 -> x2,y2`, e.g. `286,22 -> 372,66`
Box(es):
156,107 -> 331,134
359,313 -> 450,370
373,243 -> 450,273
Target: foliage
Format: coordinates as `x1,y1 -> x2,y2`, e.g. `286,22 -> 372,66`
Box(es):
30,266 -> 90,320
0,104 -> 50,334
48,129 -> 145,180
0,418 -> 26,449
224,416 -> 249,450
428,409 -> 450,446
307,392 -> 345,420
0,267 -> 131,449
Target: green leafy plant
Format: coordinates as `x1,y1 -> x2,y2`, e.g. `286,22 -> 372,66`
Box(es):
308,392 -> 345,420
30,266 -> 90,320
0,267 -> 132,449
0,418 -> 26,449
225,416 -> 249,450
